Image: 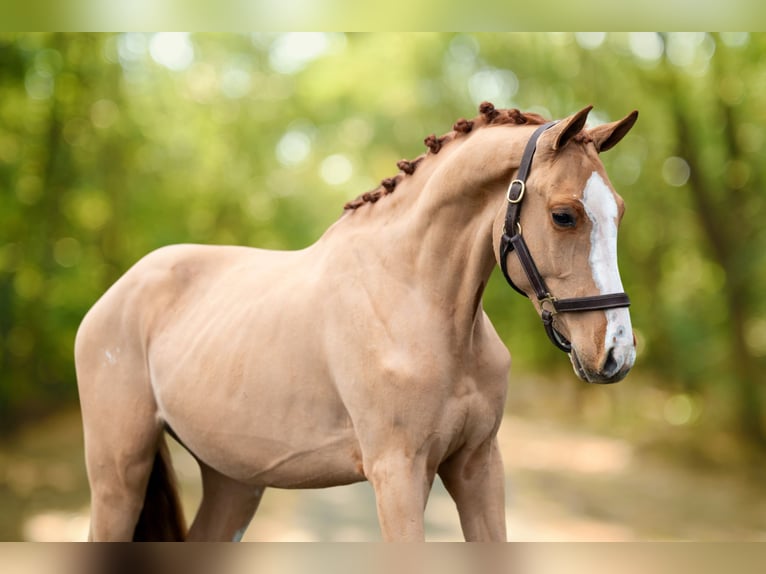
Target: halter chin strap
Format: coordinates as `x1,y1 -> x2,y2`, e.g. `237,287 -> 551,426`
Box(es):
498,121 -> 631,353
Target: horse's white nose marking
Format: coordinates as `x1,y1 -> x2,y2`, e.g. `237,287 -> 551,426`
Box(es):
581,172 -> 635,368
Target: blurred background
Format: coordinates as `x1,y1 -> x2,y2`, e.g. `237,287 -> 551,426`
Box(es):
0,32 -> 764,541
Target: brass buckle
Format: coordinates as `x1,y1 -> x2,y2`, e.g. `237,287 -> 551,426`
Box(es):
506,179 -> 525,203
539,293 -> 558,315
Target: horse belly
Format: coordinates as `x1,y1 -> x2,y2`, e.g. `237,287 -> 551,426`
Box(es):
154,349 -> 365,488
165,401 -> 366,488
145,269 -> 367,487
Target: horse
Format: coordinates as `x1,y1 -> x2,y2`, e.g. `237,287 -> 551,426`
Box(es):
74,102 -> 638,541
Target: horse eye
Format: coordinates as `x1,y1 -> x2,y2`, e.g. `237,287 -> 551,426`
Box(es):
552,211 -> 576,228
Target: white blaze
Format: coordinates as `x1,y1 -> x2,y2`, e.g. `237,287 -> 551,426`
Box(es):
581,172 -> 635,367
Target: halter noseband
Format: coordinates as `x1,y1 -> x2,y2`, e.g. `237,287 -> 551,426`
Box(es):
498,121 -> 631,353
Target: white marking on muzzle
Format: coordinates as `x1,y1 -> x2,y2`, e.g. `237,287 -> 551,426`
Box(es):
581,172 -> 635,370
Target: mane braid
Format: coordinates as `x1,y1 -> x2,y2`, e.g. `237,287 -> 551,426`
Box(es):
342,102 -> 547,212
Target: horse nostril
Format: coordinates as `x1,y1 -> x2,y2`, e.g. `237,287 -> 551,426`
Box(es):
602,347 -> 620,377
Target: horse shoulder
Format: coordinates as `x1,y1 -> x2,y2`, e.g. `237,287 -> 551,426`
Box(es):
442,311 -> 510,439
472,310 -> 512,387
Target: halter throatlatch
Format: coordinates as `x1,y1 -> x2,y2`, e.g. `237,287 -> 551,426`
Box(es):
498,122 -> 631,353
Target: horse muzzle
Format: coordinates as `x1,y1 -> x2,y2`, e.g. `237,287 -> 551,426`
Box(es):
570,342 -> 635,385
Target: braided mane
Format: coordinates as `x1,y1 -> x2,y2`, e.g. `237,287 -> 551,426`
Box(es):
343,102 -> 548,211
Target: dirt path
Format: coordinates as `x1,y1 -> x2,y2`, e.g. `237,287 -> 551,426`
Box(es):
3,409 -> 765,541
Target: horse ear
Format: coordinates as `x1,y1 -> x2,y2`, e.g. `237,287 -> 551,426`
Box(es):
550,105 -> 593,151
589,110 -> 639,153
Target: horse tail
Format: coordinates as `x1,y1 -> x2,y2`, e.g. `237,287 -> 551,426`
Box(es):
133,434 -> 187,541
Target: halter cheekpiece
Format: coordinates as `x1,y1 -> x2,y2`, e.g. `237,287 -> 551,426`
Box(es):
498,121 -> 631,353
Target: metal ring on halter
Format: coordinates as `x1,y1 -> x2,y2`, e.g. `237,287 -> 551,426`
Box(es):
506,179 -> 525,203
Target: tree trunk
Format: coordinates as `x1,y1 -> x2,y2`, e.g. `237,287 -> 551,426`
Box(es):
668,57 -> 765,448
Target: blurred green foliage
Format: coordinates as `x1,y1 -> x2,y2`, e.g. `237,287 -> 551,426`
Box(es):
0,1 -> 764,31
0,33 -> 764,444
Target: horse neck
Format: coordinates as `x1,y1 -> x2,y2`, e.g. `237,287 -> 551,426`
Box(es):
325,135 -> 522,342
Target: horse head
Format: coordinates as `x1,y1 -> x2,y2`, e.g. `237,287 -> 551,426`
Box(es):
491,106 -> 638,384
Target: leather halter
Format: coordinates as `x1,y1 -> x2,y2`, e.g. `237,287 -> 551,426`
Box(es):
498,121 -> 631,353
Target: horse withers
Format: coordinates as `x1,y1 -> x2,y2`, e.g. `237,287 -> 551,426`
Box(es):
75,103 -> 637,541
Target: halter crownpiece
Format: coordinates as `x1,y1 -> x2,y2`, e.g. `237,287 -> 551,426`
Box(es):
498,121 -> 631,353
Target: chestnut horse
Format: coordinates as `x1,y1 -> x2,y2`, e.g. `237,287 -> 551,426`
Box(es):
75,103 -> 637,541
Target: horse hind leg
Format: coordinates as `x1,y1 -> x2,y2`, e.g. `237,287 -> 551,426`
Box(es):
81,403 -> 166,541
84,431 -> 187,541
186,462 -> 264,542
76,320 -> 177,540
81,375 -> 186,541
81,393 -> 170,540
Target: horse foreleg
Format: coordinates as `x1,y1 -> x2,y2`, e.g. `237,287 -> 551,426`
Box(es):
367,452 -> 430,541
186,463 -> 264,541
438,438 -> 507,541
